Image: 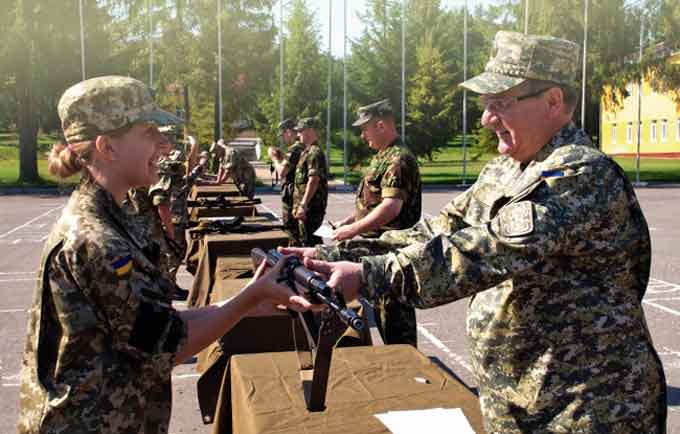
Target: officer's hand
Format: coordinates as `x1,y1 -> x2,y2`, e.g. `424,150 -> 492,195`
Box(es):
268,147 -> 282,161
293,206 -> 306,220
278,246 -> 317,260
302,258 -> 363,302
333,225 -> 356,242
248,256 -> 312,311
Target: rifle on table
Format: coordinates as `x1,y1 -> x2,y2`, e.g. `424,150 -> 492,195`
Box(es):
186,195 -> 261,209
251,248 -> 364,412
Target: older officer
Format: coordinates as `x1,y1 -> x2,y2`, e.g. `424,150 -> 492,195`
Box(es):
332,99 -> 422,347
284,31 -> 666,434
269,118 -> 306,245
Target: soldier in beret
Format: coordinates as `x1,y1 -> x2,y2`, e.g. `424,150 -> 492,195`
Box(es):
18,75 -> 306,434
291,117 -> 329,246
330,99 -> 422,347
283,32 -> 666,434
269,118 -> 307,245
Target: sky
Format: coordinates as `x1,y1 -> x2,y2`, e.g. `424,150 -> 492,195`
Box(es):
273,0 -> 490,57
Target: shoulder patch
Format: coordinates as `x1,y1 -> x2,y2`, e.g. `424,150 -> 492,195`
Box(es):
112,255 -> 133,277
498,201 -> 534,237
541,169 -> 564,178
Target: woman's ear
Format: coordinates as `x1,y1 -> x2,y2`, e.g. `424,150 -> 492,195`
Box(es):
94,135 -> 116,160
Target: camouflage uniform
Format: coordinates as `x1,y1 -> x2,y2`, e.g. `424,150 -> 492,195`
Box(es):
19,182 -> 187,434
316,32 -> 667,434
281,140 -> 305,242
293,140 -> 328,246
18,75 -> 186,434
150,150 -> 189,268
221,147 -> 256,199
125,187 -> 180,288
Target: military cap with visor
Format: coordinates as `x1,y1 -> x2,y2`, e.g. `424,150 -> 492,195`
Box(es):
352,99 -> 394,127
58,75 -> 183,144
459,31 -> 580,95
293,117 -> 321,131
278,118 -> 296,131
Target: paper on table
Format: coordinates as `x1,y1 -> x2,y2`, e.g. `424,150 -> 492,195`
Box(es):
313,222 -> 336,245
374,408 -> 475,434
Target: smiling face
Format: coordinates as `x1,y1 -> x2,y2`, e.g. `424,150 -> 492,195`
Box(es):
106,122 -> 164,188
480,84 -> 560,163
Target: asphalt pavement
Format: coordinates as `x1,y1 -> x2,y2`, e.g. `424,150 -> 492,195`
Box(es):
0,186 -> 678,434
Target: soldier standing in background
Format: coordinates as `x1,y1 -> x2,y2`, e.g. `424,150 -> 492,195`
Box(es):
284,32 -> 667,434
332,99 -> 422,347
292,117 -> 328,247
216,144 -> 256,199
269,118 -> 306,245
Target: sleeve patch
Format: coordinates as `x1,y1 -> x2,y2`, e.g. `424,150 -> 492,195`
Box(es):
498,201 -> 534,237
112,255 -> 133,277
541,169 -> 564,177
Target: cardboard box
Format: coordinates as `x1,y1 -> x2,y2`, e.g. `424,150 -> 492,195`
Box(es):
229,345 -> 486,434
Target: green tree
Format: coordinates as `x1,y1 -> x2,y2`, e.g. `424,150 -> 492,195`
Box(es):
407,32 -> 456,161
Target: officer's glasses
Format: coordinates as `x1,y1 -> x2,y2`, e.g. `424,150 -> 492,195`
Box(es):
480,86 -> 553,113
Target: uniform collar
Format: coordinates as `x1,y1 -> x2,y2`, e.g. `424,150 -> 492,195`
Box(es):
531,122 -> 591,164
376,137 -> 402,158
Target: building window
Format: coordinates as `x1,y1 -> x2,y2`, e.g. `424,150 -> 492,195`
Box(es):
651,121 -> 657,143
627,123 -> 633,143
661,120 -> 668,142
611,124 -> 617,143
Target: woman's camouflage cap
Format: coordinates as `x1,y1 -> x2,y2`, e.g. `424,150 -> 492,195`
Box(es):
352,99 -> 393,127
460,31 -> 580,95
58,75 -> 182,143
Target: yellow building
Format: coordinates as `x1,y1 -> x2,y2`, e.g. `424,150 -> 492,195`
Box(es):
600,51 -> 680,157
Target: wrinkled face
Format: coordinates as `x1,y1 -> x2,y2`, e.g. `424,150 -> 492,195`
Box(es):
281,129 -> 296,145
107,122 -> 164,187
480,85 -> 553,163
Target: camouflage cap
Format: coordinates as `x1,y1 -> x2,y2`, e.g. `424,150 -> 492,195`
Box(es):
294,117 -> 320,131
58,75 -> 183,144
459,31 -> 580,95
352,99 -> 393,127
278,118 -> 296,131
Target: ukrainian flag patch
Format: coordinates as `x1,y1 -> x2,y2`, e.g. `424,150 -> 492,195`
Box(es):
112,255 -> 133,277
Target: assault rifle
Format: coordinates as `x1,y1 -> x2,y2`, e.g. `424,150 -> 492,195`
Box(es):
251,248 -> 363,332
251,248 -> 365,412
186,195 -> 261,209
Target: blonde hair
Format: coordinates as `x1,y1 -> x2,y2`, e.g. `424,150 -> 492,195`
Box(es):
47,141 -> 95,179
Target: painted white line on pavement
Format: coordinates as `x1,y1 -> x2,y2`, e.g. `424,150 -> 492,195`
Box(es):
417,325 -> 474,374
0,205 -> 62,239
258,204 -> 281,222
645,297 -> 680,302
642,300 -> 680,317
0,309 -> 27,313
0,272 -> 34,275
12,239 -> 22,245
0,278 -> 36,283
172,373 -> 200,380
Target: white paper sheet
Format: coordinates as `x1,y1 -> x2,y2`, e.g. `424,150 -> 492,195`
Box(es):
313,222 -> 336,245
374,408 -> 475,434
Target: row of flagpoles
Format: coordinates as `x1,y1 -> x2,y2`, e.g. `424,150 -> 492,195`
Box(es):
75,0 -> 647,185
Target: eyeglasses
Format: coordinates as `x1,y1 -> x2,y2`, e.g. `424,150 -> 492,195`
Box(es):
480,86 -> 553,113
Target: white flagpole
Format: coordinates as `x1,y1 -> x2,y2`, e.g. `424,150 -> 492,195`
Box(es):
327,0 -> 332,167
462,0 -> 468,186
279,0 -> 284,125
217,0 -> 223,137
79,0 -> 86,80
343,0 -> 348,186
401,0 -> 406,139
148,0 -> 153,88
581,0 -> 588,130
